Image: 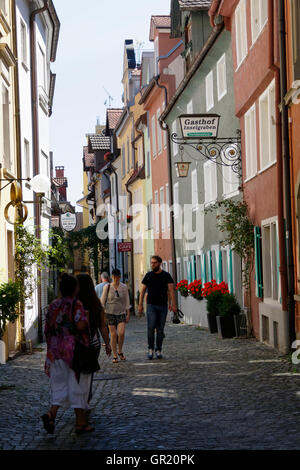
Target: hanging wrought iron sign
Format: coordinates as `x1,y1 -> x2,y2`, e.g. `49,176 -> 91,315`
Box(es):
172,115 -> 242,177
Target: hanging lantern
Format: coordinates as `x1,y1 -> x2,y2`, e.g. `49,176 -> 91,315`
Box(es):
175,162 -> 191,178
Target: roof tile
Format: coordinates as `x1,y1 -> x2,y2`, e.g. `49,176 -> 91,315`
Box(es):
83,146 -> 95,168
107,108 -> 123,130
178,0 -> 212,9
88,135 -> 111,151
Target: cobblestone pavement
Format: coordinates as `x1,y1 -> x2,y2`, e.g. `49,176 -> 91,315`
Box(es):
1,316 -> 300,450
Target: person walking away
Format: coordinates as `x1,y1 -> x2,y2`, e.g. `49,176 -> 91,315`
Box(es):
138,256 -> 177,359
76,274 -> 112,402
42,274 -> 94,435
95,272 -> 110,299
101,269 -> 130,364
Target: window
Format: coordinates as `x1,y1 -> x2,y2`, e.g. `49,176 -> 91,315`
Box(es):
127,138 -> 130,171
20,19 -> 28,67
2,84 -> 11,169
206,71 -> 214,111
204,161 -> 217,205
172,120 -> 178,156
154,37 -> 159,74
137,142 -> 143,167
177,259 -> 182,281
259,80 -> 276,170
160,187 -> 165,232
37,44 -> 47,91
40,151 -> 49,197
146,151 -> 151,178
217,54 -> 227,101
162,261 -> 168,272
244,104 -> 257,179
162,101 -> 167,148
157,108 -> 162,154
235,0 -> 248,67
222,154 -> 240,196
154,190 -> 159,233
152,115 -> 157,158
173,182 -> 179,218
251,0 -> 268,44
0,0 -> 7,15
168,261 -> 173,278
262,220 -> 279,301
147,200 -> 153,230
122,144 -> 125,177
24,139 -> 30,179
191,169 -> 198,210
166,183 -> 170,228
131,140 -> 135,168
187,100 -> 193,114
291,0 -> 300,80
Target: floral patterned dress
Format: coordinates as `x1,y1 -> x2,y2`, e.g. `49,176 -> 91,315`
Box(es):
44,297 -> 89,377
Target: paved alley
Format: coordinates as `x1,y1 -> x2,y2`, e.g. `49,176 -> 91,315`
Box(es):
0,317 -> 300,450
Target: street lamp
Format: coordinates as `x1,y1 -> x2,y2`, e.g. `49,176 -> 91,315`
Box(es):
175,161 -> 191,178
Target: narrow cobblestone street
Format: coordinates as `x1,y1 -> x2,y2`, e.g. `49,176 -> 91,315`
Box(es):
1,316 -> 300,450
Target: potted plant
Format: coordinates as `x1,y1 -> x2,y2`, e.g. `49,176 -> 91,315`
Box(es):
188,279 -> 202,300
217,293 -> 241,339
176,280 -> 189,297
0,280 -> 21,364
202,280 -> 229,334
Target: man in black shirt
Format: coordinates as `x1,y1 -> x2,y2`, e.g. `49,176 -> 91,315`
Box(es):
138,256 -> 177,359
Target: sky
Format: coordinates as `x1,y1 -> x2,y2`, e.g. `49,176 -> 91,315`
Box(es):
50,0 -> 171,207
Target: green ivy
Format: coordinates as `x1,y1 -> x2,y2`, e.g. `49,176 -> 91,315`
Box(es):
0,281 -> 21,340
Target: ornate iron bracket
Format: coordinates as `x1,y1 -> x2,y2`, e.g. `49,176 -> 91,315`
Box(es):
171,129 -> 242,176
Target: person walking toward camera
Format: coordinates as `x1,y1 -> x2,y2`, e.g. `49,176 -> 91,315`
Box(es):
138,256 -> 177,360
95,272 -> 110,300
101,269 -> 130,364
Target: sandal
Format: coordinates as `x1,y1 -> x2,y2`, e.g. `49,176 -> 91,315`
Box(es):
41,413 -> 55,434
75,424 -> 95,435
112,357 -> 118,363
118,352 -> 126,361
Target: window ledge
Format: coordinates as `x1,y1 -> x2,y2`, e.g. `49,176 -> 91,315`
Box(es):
217,90 -> 227,102
235,53 -> 248,73
222,189 -> 240,200
262,297 -> 281,307
244,173 -> 258,183
204,200 -> 217,208
258,161 -> 277,175
250,21 -> 268,50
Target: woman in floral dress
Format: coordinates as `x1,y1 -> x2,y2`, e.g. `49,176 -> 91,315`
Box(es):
42,273 -> 94,435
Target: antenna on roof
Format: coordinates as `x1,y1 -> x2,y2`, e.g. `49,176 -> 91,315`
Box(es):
103,87 -> 114,108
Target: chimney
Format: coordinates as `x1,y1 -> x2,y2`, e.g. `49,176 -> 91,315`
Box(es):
55,166 -> 64,178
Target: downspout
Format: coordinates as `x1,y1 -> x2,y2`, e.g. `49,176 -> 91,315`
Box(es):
278,0 -> 295,345
30,1 -> 49,343
125,183 -> 135,314
12,0 -> 24,344
104,168 -> 117,271
154,76 -> 177,286
109,164 -> 121,276
269,0 -> 288,314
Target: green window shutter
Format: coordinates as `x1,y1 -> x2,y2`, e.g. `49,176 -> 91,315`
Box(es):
191,255 -> 196,281
217,250 -> 223,283
254,226 -> 263,298
201,253 -> 206,284
187,262 -> 192,284
207,251 -> 212,281
228,249 -> 234,293
275,227 -> 281,303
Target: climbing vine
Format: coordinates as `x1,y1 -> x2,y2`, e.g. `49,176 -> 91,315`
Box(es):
205,199 -> 255,334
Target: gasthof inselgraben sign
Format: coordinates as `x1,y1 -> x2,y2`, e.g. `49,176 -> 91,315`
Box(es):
179,114 -> 220,139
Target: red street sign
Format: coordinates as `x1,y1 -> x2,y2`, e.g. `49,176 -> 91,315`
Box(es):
118,242 -> 132,252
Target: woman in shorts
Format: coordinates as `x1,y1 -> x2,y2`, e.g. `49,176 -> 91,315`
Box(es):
101,269 -> 130,363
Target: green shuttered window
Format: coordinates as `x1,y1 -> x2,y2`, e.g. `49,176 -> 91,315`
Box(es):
254,226 -> 263,298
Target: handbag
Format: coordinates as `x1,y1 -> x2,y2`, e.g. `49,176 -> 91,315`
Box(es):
172,308 -> 184,324
71,300 -> 100,380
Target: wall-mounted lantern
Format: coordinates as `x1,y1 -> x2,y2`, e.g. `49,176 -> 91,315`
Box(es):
175,161 -> 191,178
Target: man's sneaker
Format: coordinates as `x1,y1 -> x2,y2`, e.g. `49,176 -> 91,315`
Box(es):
148,349 -> 153,360
156,351 -> 163,359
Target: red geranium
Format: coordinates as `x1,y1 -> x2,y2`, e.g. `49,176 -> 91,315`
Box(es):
187,279 -> 202,300
201,280 -> 229,298
176,279 -> 189,297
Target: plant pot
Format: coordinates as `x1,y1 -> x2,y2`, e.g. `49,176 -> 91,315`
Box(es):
216,315 -> 236,339
207,313 -> 218,334
234,314 -> 247,337
0,340 -> 6,365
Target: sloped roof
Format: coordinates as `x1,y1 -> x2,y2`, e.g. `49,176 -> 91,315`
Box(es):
52,177 -> 67,187
83,146 -> 95,168
178,0 -> 212,9
88,135 -> 111,152
149,15 -> 171,41
107,108 -> 123,130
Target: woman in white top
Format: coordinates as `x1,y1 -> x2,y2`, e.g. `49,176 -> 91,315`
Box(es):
101,269 -> 130,363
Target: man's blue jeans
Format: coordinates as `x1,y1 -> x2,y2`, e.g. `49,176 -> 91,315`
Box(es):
147,304 -> 168,351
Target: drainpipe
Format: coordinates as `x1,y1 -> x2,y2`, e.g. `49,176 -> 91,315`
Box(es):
109,164 -> 122,277
12,0 -> 24,344
278,0 -> 295,345
125,183 -> 135,313
154,76 -> 177,286
30,1 -> 49,343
